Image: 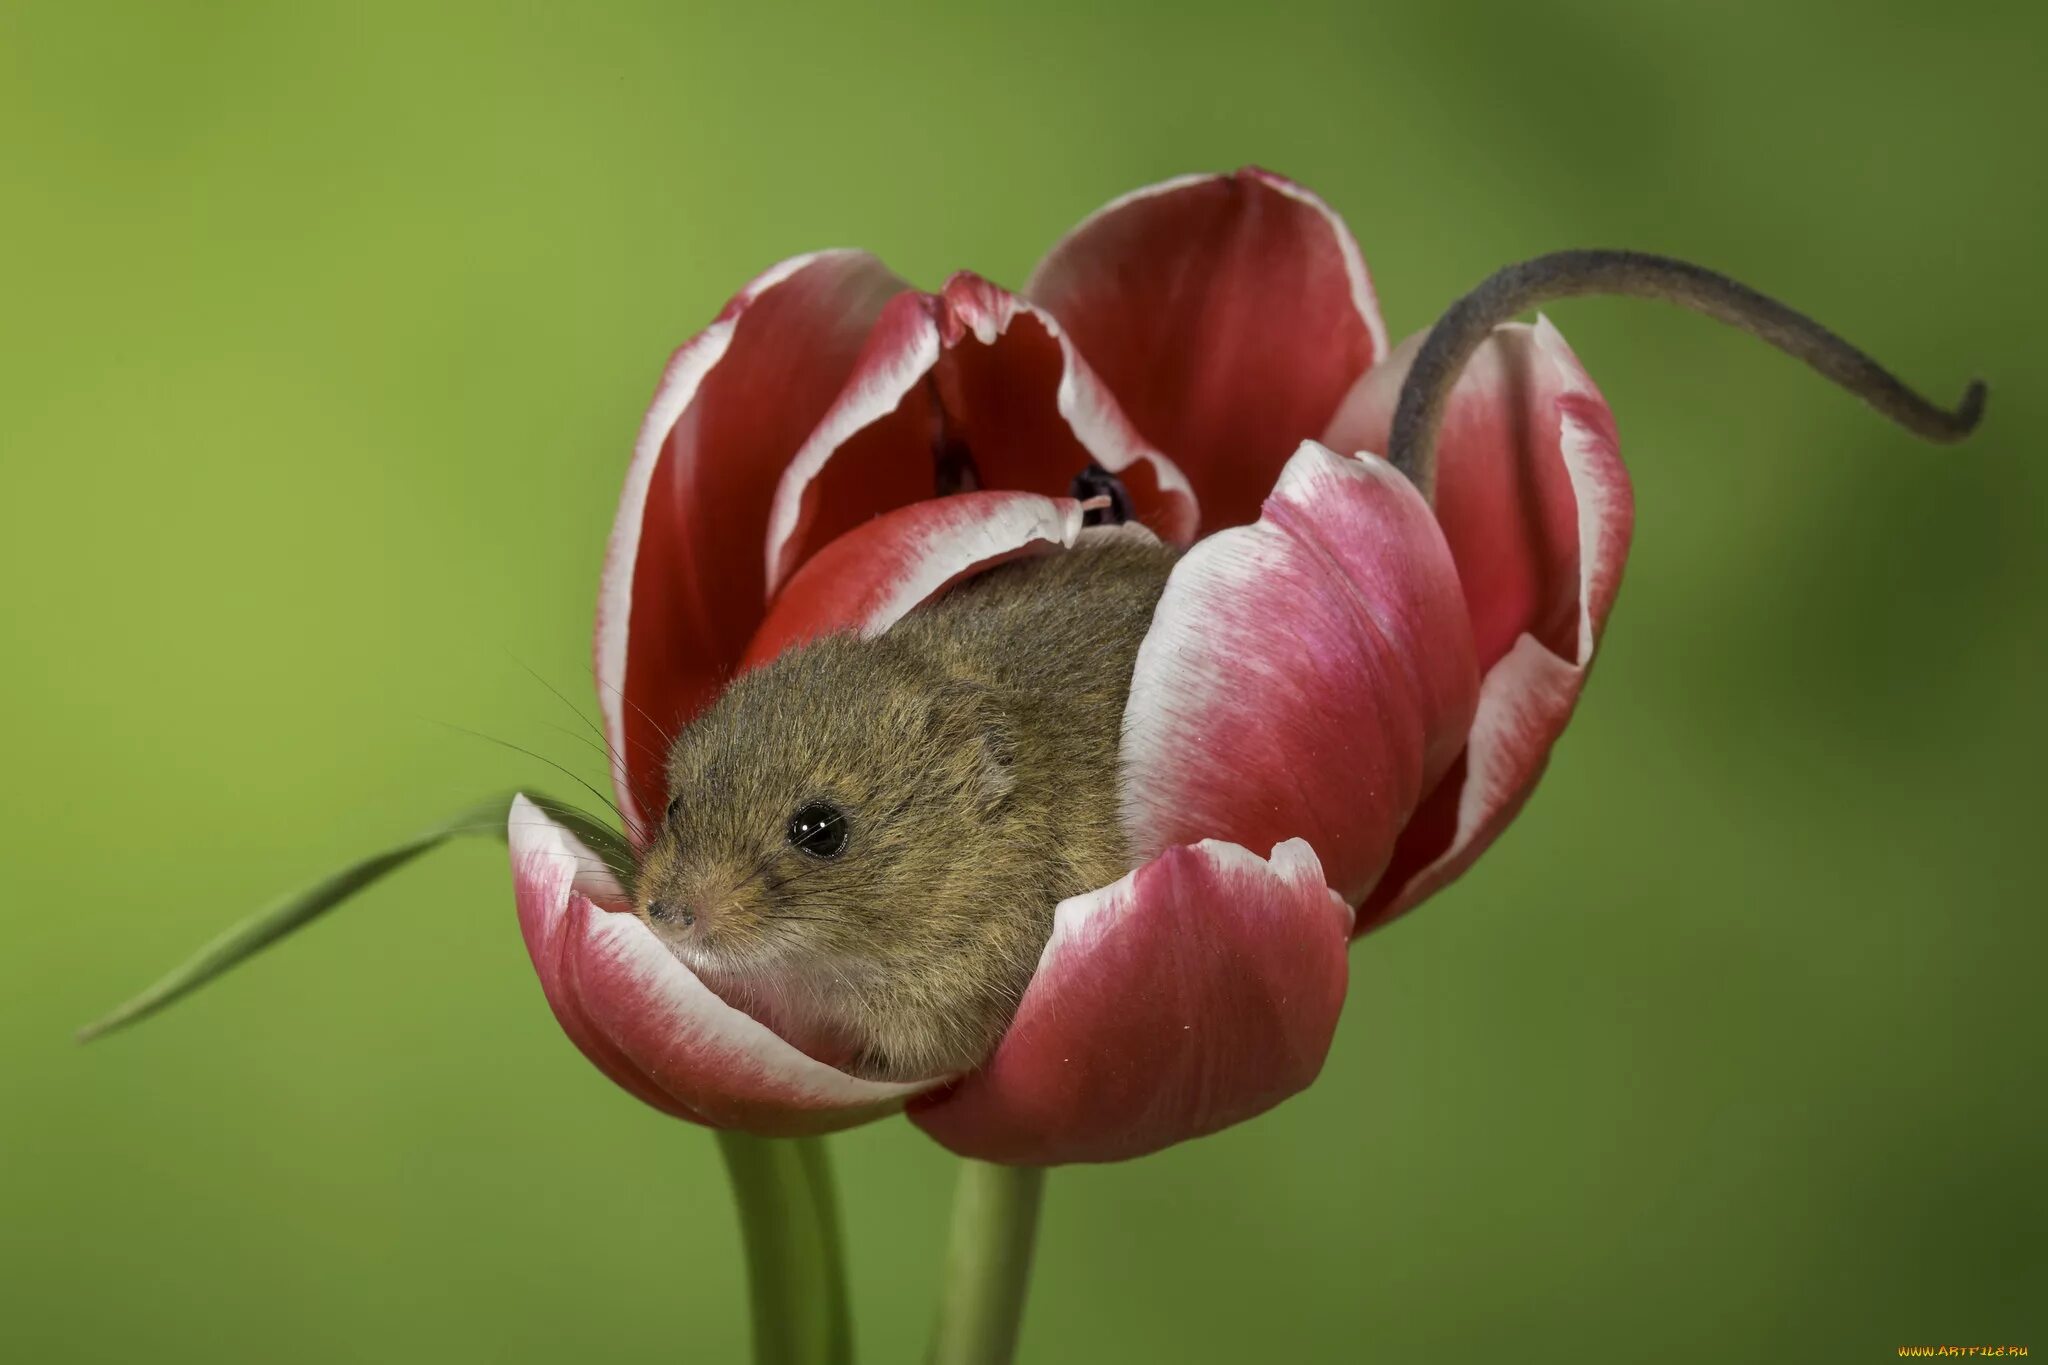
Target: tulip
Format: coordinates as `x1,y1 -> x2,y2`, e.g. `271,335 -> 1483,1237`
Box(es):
522,167 -> 1986,1170
517,172 -> 1980,1359
517,170 -> 1624,1169
85,169 -> 1981,1365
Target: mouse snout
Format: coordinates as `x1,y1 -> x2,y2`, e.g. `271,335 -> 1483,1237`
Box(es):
640,862 -> 759,951
646,897 -> 700,930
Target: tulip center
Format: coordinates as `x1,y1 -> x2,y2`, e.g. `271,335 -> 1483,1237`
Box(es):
929,384 -> 983,497
1068,464 -> 1133,527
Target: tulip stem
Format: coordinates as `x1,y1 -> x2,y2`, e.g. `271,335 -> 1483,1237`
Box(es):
928,1160 -> 1047,1365
716,1131 -> 854,1365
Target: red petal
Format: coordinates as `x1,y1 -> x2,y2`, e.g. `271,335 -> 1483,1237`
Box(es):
597,252 -> 910,842
1118,441 -> 1479,906
509,796 -> 939,1133
1025,168 -> 1387,534
911,838 -> 1352,1165
762,274 -> 1197,596
1323,320 -> 1635,929
741,492 -> 1101,670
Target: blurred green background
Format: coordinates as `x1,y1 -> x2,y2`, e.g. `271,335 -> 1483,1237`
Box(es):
4,1 -> 2043,1360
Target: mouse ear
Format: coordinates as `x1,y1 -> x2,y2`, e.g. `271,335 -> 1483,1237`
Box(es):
923,681 -> 1015,816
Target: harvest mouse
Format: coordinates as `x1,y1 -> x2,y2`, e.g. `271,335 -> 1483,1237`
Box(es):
634,529 -> 1178,1082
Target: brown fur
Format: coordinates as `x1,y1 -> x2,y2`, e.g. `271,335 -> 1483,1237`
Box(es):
635,531 -> 1178,1081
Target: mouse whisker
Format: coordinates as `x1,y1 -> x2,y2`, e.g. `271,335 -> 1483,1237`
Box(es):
539,719 -> 614,764
588,664 -> 683,756
757,862 -> 837,895
497,817 -> 639,883
498,817 -> 631,853
538,857 -> 635,888
729,860 -> 774,894
513,654 -> 674,805
430,721 -> 626,827
509,655 -> 616,748
509,654 -> 610,740
616,726 -> 673,778
449,818 -> 605,845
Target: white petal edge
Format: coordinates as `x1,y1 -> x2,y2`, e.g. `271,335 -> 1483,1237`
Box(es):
1533,313 -> 1626,667
510,794 -> 945,1109
762,309 -> 944,598
1038,304 -> 1199,539
1023,168 -> 1390,363
1381,315 -> 1629,912
594,250 -> 870,839
761,291 -> 1197,598
1256,173 -> 1390,363
1037,836 -> 1353,979
1117,439 -> 1442,868
851,495 -> 1097,638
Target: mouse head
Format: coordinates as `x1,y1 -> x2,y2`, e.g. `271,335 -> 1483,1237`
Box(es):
635,633 -> 1014,983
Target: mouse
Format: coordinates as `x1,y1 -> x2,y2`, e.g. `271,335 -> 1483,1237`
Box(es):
633,528 -> 1180,1082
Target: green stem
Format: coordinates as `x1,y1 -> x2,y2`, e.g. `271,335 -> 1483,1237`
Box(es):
927,1161 -> 1047,1365
716,1131 -> 853,1365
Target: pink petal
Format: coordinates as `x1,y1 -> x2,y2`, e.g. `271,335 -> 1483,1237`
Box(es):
1322,319 -> 1635,929
911,838 -> 1353,1165
509,795 -> 939,1133
1024,168 -> 1388,534
1118,441 -> 1479,907
596,251 -> 910,842
740,491 -> 1100,670
762,273 -> 1197,596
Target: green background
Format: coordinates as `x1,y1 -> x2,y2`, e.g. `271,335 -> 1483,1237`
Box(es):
4,2 -> 2042,1360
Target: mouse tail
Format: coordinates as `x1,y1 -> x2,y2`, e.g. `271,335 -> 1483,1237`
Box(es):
1386,250 -> 1986,500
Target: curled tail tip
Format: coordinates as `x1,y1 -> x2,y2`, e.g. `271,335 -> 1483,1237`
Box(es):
1953,378 -> 1989,438
1918,377 -> 1988,445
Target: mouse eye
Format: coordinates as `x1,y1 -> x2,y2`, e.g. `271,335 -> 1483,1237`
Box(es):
665,793 -> 684,824
786,801 -> 847,859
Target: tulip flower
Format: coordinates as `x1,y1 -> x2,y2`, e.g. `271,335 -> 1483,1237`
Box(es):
519,172 -> 1547,1165
85,169 -> 1981,1365
519,171 -> 1984,1172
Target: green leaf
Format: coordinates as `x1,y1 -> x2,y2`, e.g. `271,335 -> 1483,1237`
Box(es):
76,791 -> 632,1043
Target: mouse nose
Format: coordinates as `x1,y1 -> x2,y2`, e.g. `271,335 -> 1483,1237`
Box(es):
647,898 -> 698,930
